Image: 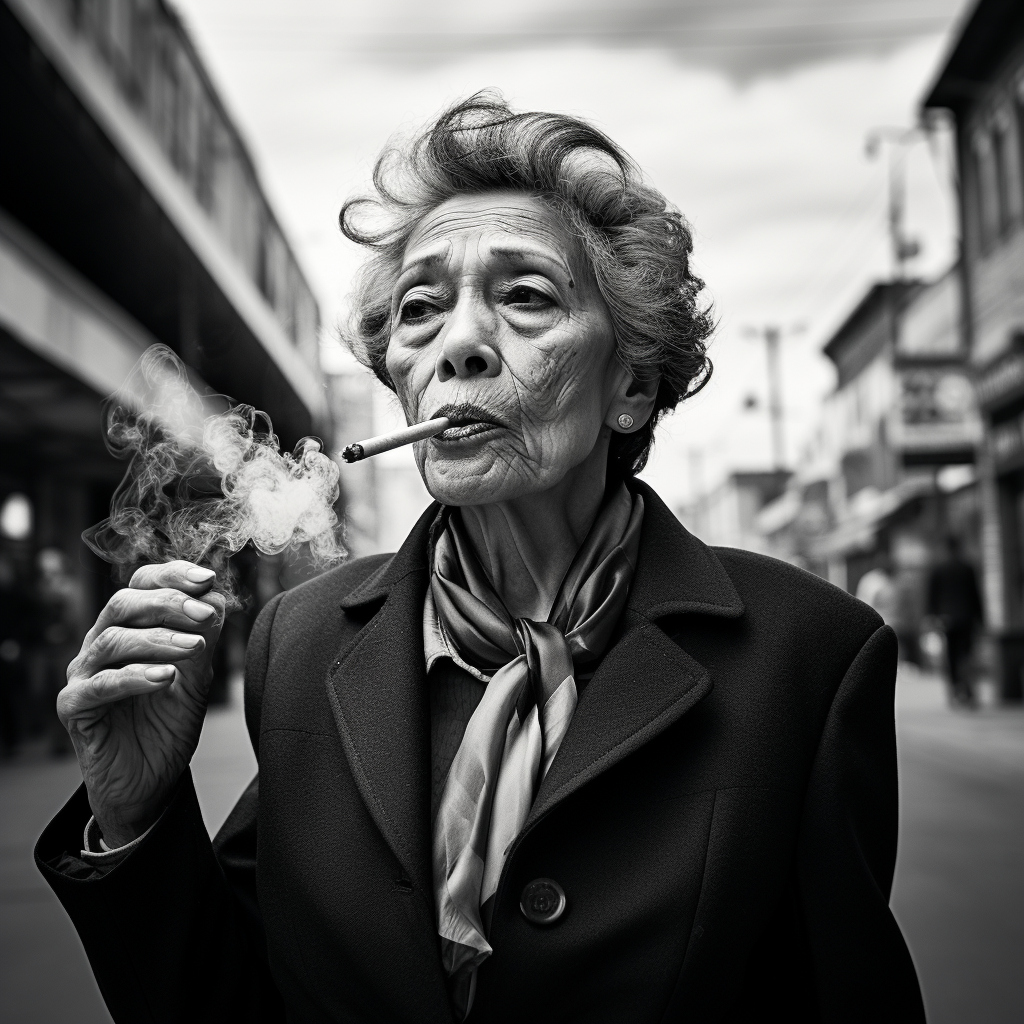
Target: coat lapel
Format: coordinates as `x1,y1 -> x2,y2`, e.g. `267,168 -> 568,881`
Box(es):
528,617 -> 712,824
528,480 -> 744,827
324,482 -> 744,899
327,503 -> 440,900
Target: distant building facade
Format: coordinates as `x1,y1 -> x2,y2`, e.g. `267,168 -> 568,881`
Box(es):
924,0 -> 1024,699
757,272 -> 981,656
680,470 -> 790,553
327,355 -> 434,559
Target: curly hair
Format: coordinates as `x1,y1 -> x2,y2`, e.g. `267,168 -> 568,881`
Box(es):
339,91 -> 713,477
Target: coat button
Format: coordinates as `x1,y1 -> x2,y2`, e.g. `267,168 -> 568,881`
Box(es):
520,878 -> 566,925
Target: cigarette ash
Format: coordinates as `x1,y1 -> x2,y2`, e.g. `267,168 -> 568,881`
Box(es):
83,345 -> 346,610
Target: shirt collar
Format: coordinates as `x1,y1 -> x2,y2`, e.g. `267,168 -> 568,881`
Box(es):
423,508 -> 492,683
341,479 -> 744,625
423,587 -> 492,682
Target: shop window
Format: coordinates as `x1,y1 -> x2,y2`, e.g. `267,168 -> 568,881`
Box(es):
972,133 -> 1000,252
1017,81 -> 1024,214
992,125 -> 1013,238
1014,480 -> 1024,626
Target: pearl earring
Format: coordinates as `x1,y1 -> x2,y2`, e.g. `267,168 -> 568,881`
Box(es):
617,413 -> 634,430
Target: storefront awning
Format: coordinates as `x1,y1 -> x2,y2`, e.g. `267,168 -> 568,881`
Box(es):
809,477 -> 935,559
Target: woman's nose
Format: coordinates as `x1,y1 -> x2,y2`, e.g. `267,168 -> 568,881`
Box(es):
435,294 -> 502,382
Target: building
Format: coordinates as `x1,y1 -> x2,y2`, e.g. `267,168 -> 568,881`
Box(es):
327,353 -> 435,558
754,477 -> 834,581
923,0 -> 1024,699
680,470 -> 790,553
0,0 -> 327,727
757,272 -> 981,655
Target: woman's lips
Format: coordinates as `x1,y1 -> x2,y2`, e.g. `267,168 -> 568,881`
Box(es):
434,420 -> 500,442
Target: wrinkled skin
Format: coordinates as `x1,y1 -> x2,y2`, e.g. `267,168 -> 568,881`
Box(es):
61,191 -> 657,845
390,192 -> 628,507
59,561 -> 224,845
388,192 -> 657,618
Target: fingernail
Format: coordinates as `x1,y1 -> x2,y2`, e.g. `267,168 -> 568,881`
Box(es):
170,633 -> 201,648
186,567 -> 216,583
183,599 -> 215,621
145,665 -> 174,681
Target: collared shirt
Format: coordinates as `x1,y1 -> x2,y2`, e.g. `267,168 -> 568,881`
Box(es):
424,586 -> 491,824
423,586 -> 491,684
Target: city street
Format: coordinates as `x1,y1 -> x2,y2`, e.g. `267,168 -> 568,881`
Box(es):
892,669 -> 1024,1023
0,682 -> 257,1024
2,0 -> 1022,1021
1,667 -> 1022,1023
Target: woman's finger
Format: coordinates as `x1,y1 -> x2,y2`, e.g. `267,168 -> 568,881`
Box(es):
57,664 -> 177,723
130,561 -> 217,594
87,587 -> 221,644
74,626 -> 208,678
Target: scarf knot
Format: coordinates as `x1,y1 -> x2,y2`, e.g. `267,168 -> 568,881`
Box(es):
429,484 -> 644,1017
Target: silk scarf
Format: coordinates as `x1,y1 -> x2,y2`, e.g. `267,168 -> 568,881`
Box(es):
429,483 -> 644,1016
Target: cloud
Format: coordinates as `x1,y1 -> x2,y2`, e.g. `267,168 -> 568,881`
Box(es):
179,0 -> 965,79
173,1 -> 962,507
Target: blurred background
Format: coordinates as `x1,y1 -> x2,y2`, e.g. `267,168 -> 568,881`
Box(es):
0,0 -> 1022,1021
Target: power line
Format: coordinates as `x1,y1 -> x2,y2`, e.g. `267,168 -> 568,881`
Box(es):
208,29 -> 955,55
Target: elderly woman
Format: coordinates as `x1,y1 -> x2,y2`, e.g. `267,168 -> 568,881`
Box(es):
38,95 -> 924,1023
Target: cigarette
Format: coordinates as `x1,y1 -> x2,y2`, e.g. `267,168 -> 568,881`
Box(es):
341,417 -> 452,463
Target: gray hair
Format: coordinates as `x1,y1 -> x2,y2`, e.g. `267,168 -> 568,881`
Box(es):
339,91 -> 714,477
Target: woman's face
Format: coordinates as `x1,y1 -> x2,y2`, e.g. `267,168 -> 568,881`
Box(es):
386,191 -> 628,507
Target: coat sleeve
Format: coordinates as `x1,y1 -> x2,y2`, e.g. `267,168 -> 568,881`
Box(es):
797,623 -> 926,1022
33,591 -> 287,1024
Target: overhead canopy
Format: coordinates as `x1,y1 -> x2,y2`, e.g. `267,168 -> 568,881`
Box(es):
809,478 -> 936,559
922,0 -> 1024,114
0,0 -> 328,447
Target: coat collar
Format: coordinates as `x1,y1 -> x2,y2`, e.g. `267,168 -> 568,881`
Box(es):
521,479 -> 742,839
338,501 -> 439,612
625,478 -> 744,621
325,509 -> 448,1011
339,479 -> 744,622
329,503 -> 437,900
328,480 -> 743,924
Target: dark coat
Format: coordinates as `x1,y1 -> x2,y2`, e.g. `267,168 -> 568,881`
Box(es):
36,481 -> 924,1023
926,557 -> 983,630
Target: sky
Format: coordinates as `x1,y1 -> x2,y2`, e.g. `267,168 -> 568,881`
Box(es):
173,0 -> 970,509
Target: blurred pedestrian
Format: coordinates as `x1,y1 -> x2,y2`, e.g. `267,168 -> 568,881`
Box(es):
856,560 -> 896,623
35,548 -> 84,755
0,552 -> 29,756
856,557 -> 926,663
927,535 -> 983,707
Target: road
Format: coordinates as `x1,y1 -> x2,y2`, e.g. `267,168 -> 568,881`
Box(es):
0,682 -> 257,1024
891,668 -> 1024,1024
1,669 -> 1022,1023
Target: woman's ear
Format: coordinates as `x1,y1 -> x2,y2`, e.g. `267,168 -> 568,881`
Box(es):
604,368 -> 660,434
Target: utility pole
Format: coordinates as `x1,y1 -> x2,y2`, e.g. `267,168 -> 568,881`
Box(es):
764,325 -> 785,471
866,126 -> 922,281
743,324 -> 802,471
687,447 -> 705,503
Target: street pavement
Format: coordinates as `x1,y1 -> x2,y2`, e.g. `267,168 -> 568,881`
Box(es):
0,682 -> 256,1024
891,667 -> 1024,1024
1,668 -> 1022,1023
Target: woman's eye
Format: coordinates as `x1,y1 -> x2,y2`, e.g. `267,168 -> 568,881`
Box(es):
398,298 -> 437,324
505,285 -> 554,308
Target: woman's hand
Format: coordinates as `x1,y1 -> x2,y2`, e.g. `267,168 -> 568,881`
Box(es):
58,561 -> 227,848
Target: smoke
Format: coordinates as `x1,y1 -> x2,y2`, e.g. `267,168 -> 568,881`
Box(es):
84,345 -> 346,610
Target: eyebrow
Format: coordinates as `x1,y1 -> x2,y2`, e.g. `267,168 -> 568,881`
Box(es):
398,251 -> 448,277
488,245 -> 572,277
396,241 -> 574,284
